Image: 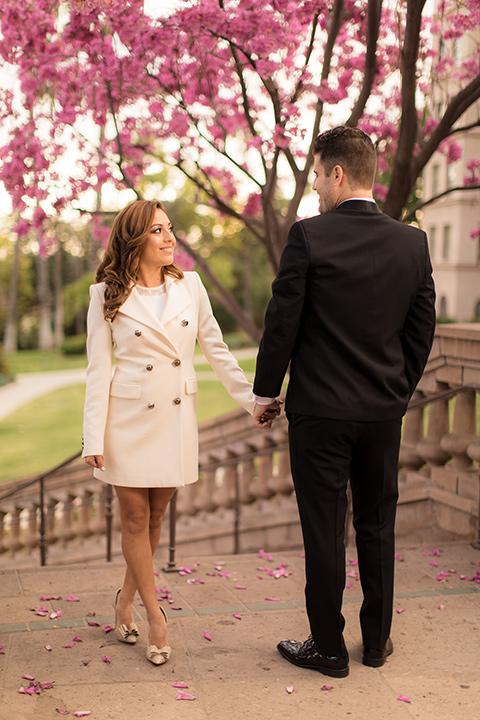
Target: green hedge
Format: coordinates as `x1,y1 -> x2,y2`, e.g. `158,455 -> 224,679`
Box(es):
61,334 -> 87,355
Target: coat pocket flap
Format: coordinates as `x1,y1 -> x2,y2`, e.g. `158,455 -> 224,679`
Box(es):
110,381 -> 142,399
185,377 -> 198,395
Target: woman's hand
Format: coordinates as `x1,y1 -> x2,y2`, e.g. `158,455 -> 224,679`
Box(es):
84,454 -> 105,471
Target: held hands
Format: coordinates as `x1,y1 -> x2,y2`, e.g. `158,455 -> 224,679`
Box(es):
84,454 -> 105,471
253,400 -> 283,430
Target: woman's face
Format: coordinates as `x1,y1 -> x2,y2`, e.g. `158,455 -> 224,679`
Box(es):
138,207 -> 176,270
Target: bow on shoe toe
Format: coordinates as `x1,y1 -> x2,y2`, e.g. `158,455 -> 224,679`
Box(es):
146,642 -> 172,665
113,589 -> 139,644
146,605 -> 171,665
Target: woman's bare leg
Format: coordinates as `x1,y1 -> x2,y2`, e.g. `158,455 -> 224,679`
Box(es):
114,486 -> 175,648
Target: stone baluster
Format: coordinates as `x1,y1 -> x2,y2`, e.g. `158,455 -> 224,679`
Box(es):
416,395 -> 451,471
467,438 -> 480,466
0,510 -> 7,554
399,400 -> 425,471
194,465 -> 217,513
237,458 -> 256,505
59,493 -> 77,545
24,502 -> 40,551
248,444 -> 275,500
212,454 -> 237,510
267,446 -> 293,494
46,496 -> 60,547
5,506 -> 22,553
441,390 -> 478,469
79,488 -> 94,537
176,482 -> 198,517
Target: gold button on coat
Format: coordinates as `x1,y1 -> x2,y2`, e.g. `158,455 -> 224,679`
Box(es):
172,397 -> 181,406
181,319 -> 188,326
147,403 -> 155,409
134,330 -> 142,336
172,359 -> 181,367
146,364 -> 153,371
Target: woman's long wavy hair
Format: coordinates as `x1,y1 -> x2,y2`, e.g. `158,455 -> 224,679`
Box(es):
95,199 -> 184,321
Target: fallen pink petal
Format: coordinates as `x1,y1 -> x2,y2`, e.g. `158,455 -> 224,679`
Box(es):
56,709 -> 69,716
44,644 -> 53,651
172,682 -> 189,688
103,625 -> 114,633
73,712 -> 92,718
72,636 -> 82,643
438,604 -> 445,610
397,695 -> 411,703
87,621 -> 101,627
285,685 -> 294,694
321,685 -> 333,691
203,630 -> 212,641
67,595 -> 80,602
102,656 -> 112,663
176,691 -> 196,701
22,674 -> 35,681
396,607 -> 405,613
62,642 -> 76,648
265,597 -> 280,602
41,595 -> 62,601
39,681 -> 54,690
429,560 -> 438,567
345,582 -> 354,589
233,613 -> 242,620
235,585 -> 247,590
50,610 -> 64,620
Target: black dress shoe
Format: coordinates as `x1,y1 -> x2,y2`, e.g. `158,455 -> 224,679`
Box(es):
277,636 -> 349,678
362,637 -> 394,667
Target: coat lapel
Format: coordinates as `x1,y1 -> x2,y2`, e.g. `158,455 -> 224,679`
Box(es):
117,277 -> 191,351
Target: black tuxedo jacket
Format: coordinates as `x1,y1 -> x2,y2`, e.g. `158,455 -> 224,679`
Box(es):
254,200 -> 436,421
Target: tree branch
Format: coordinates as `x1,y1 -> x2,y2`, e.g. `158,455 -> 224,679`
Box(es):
175,234 -> 262,341
383,0 -> 427,219
346,0 -> 383,127
403,183 -> 480,222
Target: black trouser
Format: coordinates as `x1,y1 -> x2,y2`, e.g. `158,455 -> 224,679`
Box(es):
288,413 -> 402,657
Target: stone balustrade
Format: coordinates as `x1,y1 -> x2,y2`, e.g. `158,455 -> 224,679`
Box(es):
0,324 -> 479,565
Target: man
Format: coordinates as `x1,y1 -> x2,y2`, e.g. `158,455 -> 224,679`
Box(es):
253,126 -> 436,678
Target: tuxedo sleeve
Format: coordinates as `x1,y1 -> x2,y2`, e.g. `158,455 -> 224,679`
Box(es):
401,234 -> 436,396
253,221 -> 309,398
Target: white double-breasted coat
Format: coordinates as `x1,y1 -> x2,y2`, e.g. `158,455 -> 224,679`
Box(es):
82,271 -> 255,487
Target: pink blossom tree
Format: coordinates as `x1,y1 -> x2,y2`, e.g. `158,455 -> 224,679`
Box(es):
0,0 -> 479,340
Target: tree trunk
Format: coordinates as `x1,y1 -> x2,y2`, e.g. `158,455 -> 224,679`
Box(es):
53,248 -> 64,348
3,232 -> 21,354
36,252 -> 53,351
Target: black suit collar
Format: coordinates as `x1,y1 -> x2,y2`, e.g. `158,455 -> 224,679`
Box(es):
334,199 -> 381,214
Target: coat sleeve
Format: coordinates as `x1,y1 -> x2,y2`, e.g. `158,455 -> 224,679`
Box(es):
194,273 -> 255,415
253,221 -> 309,398
82,284 -> 113,457
401,234 -> 436,397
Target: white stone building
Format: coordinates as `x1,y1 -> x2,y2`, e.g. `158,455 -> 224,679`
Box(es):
421,23 -> 480,322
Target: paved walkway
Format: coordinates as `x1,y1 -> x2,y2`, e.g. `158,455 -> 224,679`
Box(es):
0,348 -> 258,422
1,543 -> 479,720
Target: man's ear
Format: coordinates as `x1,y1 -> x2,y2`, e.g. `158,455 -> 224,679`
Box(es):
332,164 -> 345,186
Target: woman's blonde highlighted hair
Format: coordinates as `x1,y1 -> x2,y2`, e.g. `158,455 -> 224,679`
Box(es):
95,199 -> 184,321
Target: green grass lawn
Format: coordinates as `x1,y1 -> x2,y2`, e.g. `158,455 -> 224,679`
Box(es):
6,350 -> 87,374
0,380 -> 245,484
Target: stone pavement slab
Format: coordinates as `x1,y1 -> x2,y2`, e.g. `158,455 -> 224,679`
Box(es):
0,543 -> 479,720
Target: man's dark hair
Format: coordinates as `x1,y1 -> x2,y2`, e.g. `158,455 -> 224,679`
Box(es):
313,126 -> 377,189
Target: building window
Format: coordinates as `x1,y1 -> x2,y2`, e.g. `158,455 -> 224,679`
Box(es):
453,38 -> 461,64
432,164 -> 440,196
446,163 -> 456,189
442,225 -> 451,260
429,226 -> 436,259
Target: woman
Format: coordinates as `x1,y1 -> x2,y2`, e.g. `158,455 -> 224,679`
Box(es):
82,199 -> 259,666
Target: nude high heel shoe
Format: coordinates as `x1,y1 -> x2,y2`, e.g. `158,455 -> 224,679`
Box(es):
113,589 -> 139,644
146,605 -> 171,665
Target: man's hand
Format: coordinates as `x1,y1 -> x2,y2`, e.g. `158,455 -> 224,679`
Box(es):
253,400 -> 282,429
